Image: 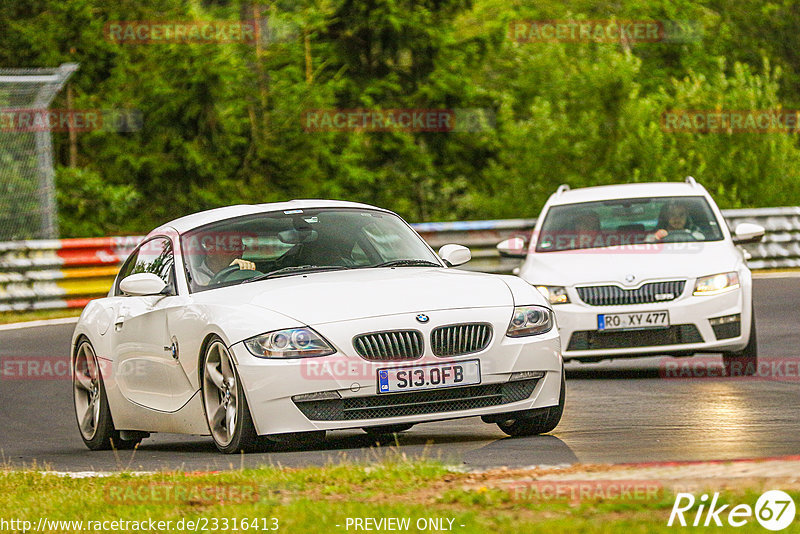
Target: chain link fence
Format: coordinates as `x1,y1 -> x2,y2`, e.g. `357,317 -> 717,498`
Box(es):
0,63 -> 78,241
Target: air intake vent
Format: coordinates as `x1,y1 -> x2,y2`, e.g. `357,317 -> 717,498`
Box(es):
431,323 -> 492,357
577,281 -> 686,306
353,330 -> 424,361
293,379 -> 539,421
567,324 -> 703,351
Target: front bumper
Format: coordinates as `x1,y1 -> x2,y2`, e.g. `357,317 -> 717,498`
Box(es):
229,308 -> 563,436
555,284 -> 751,360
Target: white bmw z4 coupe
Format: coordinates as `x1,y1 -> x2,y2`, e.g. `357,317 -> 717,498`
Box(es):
72,200 -> 564,453
497,178 -> 765,375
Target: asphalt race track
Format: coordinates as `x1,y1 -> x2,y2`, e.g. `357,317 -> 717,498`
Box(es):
1,277 -> 798,472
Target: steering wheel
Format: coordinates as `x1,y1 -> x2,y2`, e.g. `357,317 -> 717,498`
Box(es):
661,229 -> 697,243
209,265 -> 261,285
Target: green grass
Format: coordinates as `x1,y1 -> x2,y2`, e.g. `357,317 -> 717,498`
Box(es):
0,308 -> 82,325
1,458 -> 796,533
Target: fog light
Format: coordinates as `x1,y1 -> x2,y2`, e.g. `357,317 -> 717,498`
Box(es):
709,314 -> 741,340
709,314 -> 741,326
509,371 -> 545,382
291,390 -> 342,402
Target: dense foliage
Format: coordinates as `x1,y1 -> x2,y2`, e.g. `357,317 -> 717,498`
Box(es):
1,0 -> 799,236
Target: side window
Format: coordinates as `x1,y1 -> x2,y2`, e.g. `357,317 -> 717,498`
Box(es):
115,237 -> 176,296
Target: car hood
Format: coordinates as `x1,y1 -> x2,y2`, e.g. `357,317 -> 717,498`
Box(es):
241,267 -> 513,325
519,241 -> 745,286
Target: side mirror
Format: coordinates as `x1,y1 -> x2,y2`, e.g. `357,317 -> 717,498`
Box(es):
438,244 -> 471,267
732,223 -> 765,245
497,236 -> 528,258
120,273 -> 168,296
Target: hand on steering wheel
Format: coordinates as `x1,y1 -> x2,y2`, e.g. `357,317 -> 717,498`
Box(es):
208,260 -> 258,284
230,258 -> 256,270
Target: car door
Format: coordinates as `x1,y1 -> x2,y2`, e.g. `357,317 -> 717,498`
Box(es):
109,237 -> 192,412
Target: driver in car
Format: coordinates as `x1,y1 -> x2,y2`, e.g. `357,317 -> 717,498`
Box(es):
651,201 -> 705,241
194,235 -> 256,285
573,211 -> 601,249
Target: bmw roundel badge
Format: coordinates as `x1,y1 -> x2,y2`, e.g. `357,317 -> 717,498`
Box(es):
416,314 -> 429,323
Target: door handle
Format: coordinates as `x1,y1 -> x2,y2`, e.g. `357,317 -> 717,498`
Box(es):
114,307 -> 129,331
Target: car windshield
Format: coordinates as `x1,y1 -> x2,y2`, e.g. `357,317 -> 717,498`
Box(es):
181,208 -> 441,292
535,196 -> 724,252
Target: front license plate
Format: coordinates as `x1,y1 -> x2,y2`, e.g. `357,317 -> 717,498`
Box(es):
377,360 -> 481,394
598,310 -> 670,331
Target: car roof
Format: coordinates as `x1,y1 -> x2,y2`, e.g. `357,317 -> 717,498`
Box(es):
546,182 -> 710,206
147,199 -> 392,236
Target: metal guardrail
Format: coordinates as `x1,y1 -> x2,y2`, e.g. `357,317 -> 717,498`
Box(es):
1,208 -> 798,312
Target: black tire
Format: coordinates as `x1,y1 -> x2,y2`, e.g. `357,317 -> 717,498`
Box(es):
73,340 -> 141,451
495,371 -> 565,437
362,424 -> 414,436
200,337 -> 261,454
723,313 -> 758,377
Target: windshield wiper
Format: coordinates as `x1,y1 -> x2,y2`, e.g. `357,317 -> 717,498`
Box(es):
369,259 -> 442,268
245,265 -> 350,282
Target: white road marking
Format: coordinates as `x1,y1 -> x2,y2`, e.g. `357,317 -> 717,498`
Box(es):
0,316 -> 80,332
41,471 -> 153,478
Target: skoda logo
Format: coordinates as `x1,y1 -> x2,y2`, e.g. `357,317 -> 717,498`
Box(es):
625,274 -> 636,284
416,314 -> 429,323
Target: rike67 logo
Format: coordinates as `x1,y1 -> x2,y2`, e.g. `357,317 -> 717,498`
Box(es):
669,490 -> 796,530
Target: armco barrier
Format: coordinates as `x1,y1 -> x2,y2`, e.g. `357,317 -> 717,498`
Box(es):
1,207 -> 798,312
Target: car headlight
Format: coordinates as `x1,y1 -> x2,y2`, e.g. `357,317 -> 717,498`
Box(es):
244,328 -> 335,358
506,306 -> 554,337
535,285 -> 570,304
693,272 -> 740,296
